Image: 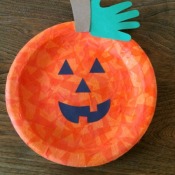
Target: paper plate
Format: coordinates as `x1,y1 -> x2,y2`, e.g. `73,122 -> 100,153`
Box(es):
6,22 -> 157,167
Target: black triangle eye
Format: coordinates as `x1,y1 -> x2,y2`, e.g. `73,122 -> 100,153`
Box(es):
90,58 -> 105,73
59,60 -> 73,75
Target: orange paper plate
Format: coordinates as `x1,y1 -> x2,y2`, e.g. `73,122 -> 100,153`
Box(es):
6,22 -> 157,167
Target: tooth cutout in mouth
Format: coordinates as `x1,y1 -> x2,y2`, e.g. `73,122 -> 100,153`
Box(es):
59,99 -> 111,123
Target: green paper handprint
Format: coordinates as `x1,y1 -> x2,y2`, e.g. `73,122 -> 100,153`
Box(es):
90,0 -> 140,41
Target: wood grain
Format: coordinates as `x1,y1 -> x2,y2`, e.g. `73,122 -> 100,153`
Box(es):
0,0 -> 175,174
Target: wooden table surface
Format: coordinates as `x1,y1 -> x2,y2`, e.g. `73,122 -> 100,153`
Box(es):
0,0 -> 175,174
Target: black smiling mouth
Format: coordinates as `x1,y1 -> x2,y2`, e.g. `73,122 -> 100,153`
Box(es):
59,99 -> 111,123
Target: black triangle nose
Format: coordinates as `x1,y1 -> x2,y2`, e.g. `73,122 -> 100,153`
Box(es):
76,79 -> 90,93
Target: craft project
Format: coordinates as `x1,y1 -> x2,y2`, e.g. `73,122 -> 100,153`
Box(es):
6,0 -> 157,167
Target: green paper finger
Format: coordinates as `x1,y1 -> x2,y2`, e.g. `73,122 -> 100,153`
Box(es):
117,21 -> 140,30
116,31 -> 132,41
106,1 -> 133,14
117,10 -> 140,22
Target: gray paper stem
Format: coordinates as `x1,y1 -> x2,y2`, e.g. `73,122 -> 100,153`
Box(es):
70,0 -> 90,32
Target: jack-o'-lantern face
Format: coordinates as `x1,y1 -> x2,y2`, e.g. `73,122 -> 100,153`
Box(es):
6,22 -> 157,167
58,58 -> 110,123
54,40 -> 130,126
